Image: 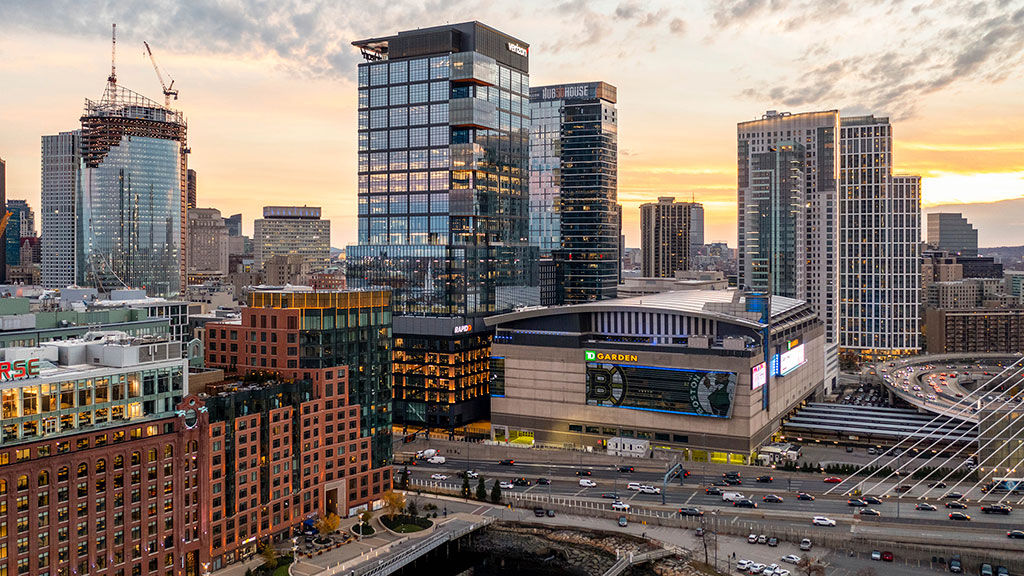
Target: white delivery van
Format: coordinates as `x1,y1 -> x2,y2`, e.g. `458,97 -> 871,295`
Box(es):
426,455 -> 446,464
721,492 -> 745,502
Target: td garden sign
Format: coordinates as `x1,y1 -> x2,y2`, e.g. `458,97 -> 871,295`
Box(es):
585,350 -> 638,363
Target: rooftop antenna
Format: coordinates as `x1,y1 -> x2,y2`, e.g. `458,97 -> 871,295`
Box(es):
107,23 -> 117,89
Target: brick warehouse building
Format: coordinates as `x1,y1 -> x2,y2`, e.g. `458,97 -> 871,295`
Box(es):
0,335 -> 204,576
202,289 -> 394,568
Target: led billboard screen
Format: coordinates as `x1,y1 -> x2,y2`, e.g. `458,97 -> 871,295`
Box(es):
585,362 -> 737,418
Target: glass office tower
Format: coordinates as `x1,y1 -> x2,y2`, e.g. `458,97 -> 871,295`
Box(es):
348,22 -> 537,428
78,84 -> 188,297
530,82 -> 620,303
744,142 -> 806,297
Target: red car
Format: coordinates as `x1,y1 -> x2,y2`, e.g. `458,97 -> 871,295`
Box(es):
823,476 -> 843,483
881,551 -> 894,562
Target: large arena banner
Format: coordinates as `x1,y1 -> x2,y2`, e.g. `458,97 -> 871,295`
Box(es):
585,362 -> 737,418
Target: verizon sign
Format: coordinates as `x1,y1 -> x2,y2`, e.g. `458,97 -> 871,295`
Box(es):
507,42 -> 528,56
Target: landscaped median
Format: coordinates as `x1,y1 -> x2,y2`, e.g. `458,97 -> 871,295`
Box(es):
381,513 -> 434,534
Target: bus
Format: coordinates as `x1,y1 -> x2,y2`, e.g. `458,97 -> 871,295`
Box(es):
981,477 -> 1024,494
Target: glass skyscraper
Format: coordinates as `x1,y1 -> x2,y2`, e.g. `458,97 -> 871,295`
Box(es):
78,84 -> 188,297
348,22 -> 537,428
530,82 -> 620,303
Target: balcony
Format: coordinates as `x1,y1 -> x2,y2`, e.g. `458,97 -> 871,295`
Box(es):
449,98 -> 497,130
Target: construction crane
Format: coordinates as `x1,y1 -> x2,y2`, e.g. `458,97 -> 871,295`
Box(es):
108,23 -> 117,88
0,212 -> 13,238
143,41 -> 178,106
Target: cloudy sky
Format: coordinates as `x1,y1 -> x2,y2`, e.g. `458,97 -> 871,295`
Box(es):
1,0 -> 1022,247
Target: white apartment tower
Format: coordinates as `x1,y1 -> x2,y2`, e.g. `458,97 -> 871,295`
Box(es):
737,110 -> 839,391
41,130 -> 80,289
838,115 -> 921,358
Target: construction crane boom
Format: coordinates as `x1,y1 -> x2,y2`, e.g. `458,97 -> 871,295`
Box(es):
143,41 -> 178,106
108,23 -> 117,88
0,212 -> 13,238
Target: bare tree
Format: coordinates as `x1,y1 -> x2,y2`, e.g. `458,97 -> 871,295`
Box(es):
797,556 -> 826,576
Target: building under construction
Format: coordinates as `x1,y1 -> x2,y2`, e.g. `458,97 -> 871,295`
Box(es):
75,26 -> 188,297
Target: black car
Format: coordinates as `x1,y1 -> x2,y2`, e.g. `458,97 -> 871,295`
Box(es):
681,469 -> 690,478
797,493 -> 815,501
756,475 -> 774,483
536,478 -> 551,485
499,459 -> 515,466
601,493 -> 620,500
859,508 -> 881,516
863,496 -> 883,505
617,465 -> 635,473
546,509 -> 555,517
576,470 -> 592,476
894,485 -> 912,493
704,486 -> 722,495
533,507 -> 546,517
512,478 -> 531,487
767,537 -> 778,547
1007,530 -> 1024,539
763,494 -> 784,503
944,492 -> 964,499
981,504 -> 1013,515
948,512 -> 971,521
733,499 -> 757,508
945,501 -> 968,509
847,499 -> 867,507
928,481 -> 947,488
678,507 -> 704,517
916,503 -> 937,511
723,477 -> 742,485
949,555 -> 963,573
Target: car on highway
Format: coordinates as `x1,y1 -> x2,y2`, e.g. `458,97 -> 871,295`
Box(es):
704,486 -> 722,495
512,477 -> 531,487
928,481 -> 947,488
457,470 -> 480,479
916,502 -> 937,511
611,501 -> 630,511
763,494 -> 784,503
781,554 -> 801,564
638,485 -> 661,495
536,478 -> 551,485
812,516 -> 836,527
767,537 -> 778,547
534,507 -> 546,517
894,485 -> 912,493
823,476 -> 842,483
734,499 -> 758,508
678,507 -> 703,517
981,504 -> 1013,514
1007,530 -> 1024,539
756,475 -> 773,483
944,491 -> 964,499
499,481 -> 514,489
601,493 -> 620,499
863,496 -> 883,505
799,538 -> 812,551
847,499 -> 867,507
430,473 -> 448,480
724,477 -> 742,485
575,469 -> 592,476
797,493 -> 815,501
945,501 -> 968,509
627,482 -> 642,491
579,478 -> 597,487
617,465 -> 634,473
748,534 -> 758,543
859,508 -> 881,516
498,459 -> 515,466
949,512 -> 971,521
617,516 -> 628,527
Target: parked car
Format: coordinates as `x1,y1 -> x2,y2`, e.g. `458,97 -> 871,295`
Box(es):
737,559 -> 752,570
546,509 -> 555,517
881,551 -> 893,562
871,550 -> 881,561
949,554 -> 963,573
781,554 -> 801,564
533,507 -> 546,517
747,563 -> 766,574
748,533 -> 758,543
996,566 -> 1009,576
767,537 -> 778,547
757,535 -> 767,544
799,538 -> 812,551
980,563 -> 994,576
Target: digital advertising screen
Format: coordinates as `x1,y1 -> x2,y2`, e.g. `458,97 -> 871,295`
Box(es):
778,343 -> 805,375
585,362 -> 737,418
751,362 -> 767,390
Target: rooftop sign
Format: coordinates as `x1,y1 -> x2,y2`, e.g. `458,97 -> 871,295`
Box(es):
0,358 -> 41,382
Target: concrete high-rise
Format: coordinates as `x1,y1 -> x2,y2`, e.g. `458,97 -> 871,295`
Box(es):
5,199 -> 35,268
689,202 -> 705,257
253,205 -> 330,272
348,22 -> 536,427
41,131 -> 80,289
838,115 -> 921,359
78,81 -> 188,297
530,81 -> 620,303
187,207 -> 229,278
737,110 -> 840,391
224,213 -> 242,237
640,197 -> 701,278
0,156 -> 6,282
187,168 -> 197,208
927,212 -> 978,257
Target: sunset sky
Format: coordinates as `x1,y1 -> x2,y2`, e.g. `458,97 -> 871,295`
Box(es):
1,0 -> 1022,248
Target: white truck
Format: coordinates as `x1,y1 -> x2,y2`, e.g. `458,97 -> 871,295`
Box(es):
416,449 -> 437,459
721,492 -> 745,502
426,455 -> 446,464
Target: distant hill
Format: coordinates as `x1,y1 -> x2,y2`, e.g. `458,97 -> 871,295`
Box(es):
924,197 -> 1024,248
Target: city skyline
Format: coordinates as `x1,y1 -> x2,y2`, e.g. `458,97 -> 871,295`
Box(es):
1,1 -> 1023,248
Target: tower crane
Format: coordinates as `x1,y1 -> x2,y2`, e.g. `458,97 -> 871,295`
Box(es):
143,41 -> 178,106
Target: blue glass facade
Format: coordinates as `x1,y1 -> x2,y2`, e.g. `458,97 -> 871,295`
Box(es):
78,88 -> 187,297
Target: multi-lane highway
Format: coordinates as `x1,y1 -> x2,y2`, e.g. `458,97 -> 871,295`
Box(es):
396,455 -> 1024,541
